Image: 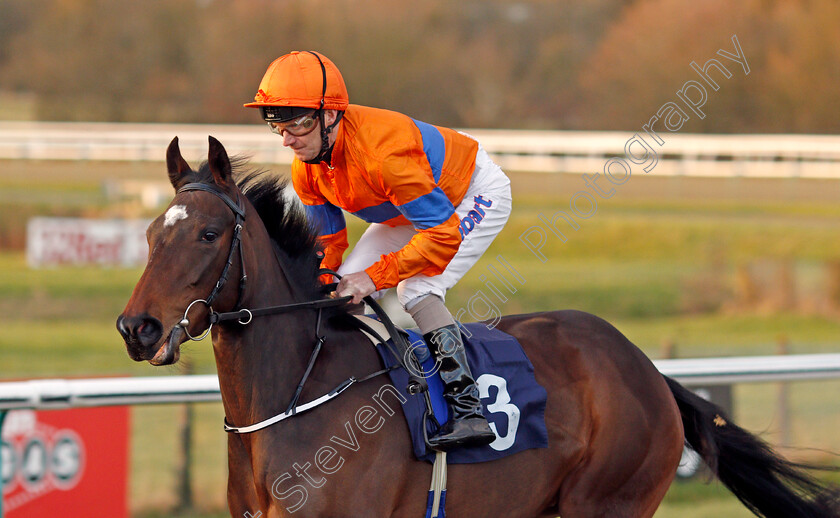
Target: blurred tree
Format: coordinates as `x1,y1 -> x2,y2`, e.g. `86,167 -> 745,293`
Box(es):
2,0 -> 202,121
573,0 -> 767,132
761,0 -> 840,133
571,0 -> 840,133
0,0 -> 837,132
0,0 -> 38,71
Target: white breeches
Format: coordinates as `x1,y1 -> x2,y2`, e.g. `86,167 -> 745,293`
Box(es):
338,145 -> 512,309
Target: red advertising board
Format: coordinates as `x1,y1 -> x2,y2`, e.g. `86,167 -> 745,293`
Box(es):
1,406 -> 129,517
26,217 -> 151,268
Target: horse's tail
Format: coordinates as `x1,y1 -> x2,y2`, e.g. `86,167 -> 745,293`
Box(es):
663,375 -> 840,518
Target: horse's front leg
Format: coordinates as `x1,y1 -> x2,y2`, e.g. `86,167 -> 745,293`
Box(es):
226,434 -> 262,517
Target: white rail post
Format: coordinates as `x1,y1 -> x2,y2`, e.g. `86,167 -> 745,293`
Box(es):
0,409 -> 6,518
777,335 -> 791,447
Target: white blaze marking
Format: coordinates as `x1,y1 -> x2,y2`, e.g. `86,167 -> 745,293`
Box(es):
164,205 -> 189,227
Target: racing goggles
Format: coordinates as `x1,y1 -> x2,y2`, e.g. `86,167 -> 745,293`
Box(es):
263,110 -> 319,137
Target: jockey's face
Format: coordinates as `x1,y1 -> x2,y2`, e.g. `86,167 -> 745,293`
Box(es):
279,109 -> 339,163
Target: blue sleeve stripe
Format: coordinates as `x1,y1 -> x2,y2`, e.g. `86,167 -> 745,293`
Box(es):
397,187 -> 455,229
304,203 -> 346,235
352,201 -> 402,224
411,119 -> 445,183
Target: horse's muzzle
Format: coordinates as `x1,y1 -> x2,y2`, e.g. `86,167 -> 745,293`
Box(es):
116,313 -> 164,361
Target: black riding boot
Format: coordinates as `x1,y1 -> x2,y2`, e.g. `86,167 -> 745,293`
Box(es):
424,324 -> 496,451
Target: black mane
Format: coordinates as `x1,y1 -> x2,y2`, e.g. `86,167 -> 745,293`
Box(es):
194,159 -> 324,299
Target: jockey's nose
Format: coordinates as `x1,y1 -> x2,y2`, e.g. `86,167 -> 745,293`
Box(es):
282,132 -> 297,147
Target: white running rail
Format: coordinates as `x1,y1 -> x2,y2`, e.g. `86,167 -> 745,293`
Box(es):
1,353 -> 839,411
2,121 -> 840,178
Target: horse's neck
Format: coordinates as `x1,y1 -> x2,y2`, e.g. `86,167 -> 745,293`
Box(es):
211,238 -> 319,430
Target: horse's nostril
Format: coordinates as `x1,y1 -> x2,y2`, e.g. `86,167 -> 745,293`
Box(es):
117,313 -> 164,346
137,318 -> 163,344
116,314 -> 130,340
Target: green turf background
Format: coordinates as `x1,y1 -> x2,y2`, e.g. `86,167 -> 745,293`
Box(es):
2,159 -> 839,517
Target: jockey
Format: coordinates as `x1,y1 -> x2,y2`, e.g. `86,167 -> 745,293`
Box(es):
245,51 -> 511,452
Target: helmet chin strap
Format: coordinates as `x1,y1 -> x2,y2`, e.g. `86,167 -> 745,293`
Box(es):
304,110 -> 344,165
301,51 -> 346,166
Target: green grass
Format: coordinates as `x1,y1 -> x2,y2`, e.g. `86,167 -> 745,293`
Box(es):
2,161 -> 840,516
615,313 -> 840,358
0,253 -> 219,378
131,404 -> 228,515
655,480 -> 755,518
656,467 -> 840,518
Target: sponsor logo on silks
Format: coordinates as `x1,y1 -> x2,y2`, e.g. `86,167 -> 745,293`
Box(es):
459,195 -> 493,239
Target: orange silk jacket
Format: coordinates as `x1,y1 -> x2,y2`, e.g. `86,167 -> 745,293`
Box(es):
291,104 -> 479,290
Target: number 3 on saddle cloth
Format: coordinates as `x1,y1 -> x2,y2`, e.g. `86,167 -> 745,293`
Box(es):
372,320 -> 549,463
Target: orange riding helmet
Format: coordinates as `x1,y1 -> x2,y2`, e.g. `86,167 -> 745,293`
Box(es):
244,51 -> 349,118
245,51 -> 348,164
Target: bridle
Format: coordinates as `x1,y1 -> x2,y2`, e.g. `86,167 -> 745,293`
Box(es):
175,182 -> 248,340
173,181 -> 351,340
169,181 -> 430,434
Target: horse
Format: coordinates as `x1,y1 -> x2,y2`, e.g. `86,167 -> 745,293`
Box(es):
117,136 -> 840,518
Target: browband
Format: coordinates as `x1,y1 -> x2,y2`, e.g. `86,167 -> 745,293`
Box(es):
178,182 -> 246,219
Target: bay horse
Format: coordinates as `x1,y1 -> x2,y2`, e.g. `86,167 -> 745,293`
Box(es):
118,136 -> 839,518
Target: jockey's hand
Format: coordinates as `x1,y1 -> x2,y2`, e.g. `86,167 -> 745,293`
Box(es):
336,271 -> 376,305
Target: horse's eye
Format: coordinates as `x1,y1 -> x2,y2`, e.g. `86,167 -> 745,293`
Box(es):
202,231 -> 219,243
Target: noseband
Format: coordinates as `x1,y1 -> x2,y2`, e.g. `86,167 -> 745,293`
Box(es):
175,182 -> 248,340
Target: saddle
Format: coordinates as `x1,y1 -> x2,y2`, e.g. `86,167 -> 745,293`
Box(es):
317,271 -> 548,464
350,312 -> 550,464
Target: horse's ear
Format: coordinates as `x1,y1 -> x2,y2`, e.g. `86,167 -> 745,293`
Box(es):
166,137 -> 192,190
207,136 -> 233,189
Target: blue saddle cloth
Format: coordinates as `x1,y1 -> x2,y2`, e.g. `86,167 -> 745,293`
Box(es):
374,321 -> 549,464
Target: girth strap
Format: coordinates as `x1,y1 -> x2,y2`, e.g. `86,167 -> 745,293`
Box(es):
426,452 -> 448,518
